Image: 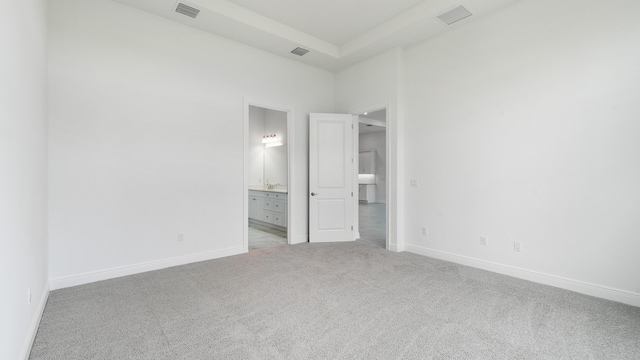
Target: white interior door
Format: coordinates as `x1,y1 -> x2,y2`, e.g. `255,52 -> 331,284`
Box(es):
309,113 -> 356,243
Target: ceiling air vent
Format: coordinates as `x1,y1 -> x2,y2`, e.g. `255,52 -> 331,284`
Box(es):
291,47 -> 310,56
436,5 -> 473,25
175,3 -> 200,18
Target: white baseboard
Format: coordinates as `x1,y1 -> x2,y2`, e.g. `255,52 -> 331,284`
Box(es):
50,246 -> 245,290
20,281 -> 49,360
389,242 -> 404,252
404,243 -> 640,308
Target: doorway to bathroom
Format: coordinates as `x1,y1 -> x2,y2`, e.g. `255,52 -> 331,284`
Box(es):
245,104 -> 290,251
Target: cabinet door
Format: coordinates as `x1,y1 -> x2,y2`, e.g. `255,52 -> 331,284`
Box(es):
249,197 -> 258,219
249,196 -> 264,221
366,184 -> 376,203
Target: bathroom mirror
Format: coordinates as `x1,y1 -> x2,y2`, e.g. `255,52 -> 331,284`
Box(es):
248,105 -> 288,188
264,145 -> 287,185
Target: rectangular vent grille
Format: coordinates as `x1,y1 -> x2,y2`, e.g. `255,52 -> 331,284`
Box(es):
437,5 -> 473,25
291,47 -> 310,56
176,3 -> 200,18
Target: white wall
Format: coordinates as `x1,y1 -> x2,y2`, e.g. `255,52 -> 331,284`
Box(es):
0,0 -> 49,358
335,48 -> 404,251
48,0 -> 333,286
403,0 -> 640,302
359,131 -> 387,203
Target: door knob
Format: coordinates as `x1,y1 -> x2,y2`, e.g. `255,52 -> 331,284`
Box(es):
311,192 -> 318,196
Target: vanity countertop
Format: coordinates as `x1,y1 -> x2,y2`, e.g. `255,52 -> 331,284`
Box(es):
358,174 -> 376,185
248,185 -> 288,194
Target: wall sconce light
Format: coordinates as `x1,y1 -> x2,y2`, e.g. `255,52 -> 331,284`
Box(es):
262,134 -> 283,147
262,134 -> 276,143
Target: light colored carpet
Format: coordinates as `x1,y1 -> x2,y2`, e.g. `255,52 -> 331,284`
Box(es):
30,242 -> 640,359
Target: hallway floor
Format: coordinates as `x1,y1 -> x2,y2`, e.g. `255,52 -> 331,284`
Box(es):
357,202 -> 386,249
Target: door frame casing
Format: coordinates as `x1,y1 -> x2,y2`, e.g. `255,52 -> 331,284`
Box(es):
243,98 -> 294,252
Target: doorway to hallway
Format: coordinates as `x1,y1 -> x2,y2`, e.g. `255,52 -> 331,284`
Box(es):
356,109 -> 387,249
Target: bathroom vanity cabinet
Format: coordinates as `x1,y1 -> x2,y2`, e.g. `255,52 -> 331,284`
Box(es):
248,190 -> 287,229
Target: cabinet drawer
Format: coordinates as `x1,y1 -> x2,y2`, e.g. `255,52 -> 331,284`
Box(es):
263,199 -> 274,210
272,199 -> 285,213
265,211 -> 285,227
273,213 -> 285,227
263,211 -> 278,225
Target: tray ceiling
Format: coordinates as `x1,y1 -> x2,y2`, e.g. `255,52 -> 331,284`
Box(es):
113,0 -> 523,71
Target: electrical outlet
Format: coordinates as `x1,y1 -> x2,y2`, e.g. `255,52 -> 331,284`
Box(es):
480,236 -> 488,246
410,179 -> 419,187
513,241 -> 522,252
422,227 -> 428,236
178,233 -> 184,242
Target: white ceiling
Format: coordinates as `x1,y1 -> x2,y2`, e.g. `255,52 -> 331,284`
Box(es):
226,0 -> 425,45
359,109 -> 386,134
113,0 -> 523,71
361,109 -> 386,122
359,124 -> 386,134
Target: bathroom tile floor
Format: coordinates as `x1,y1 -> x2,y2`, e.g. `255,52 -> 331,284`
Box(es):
248,223 -> 287,250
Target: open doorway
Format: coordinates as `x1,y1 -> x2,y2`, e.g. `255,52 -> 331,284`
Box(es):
356,109 -> 387,249
246,105 -> 290,250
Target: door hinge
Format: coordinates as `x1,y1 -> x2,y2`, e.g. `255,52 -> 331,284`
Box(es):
351,192 -> 353,197
351,226 -> 354,231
